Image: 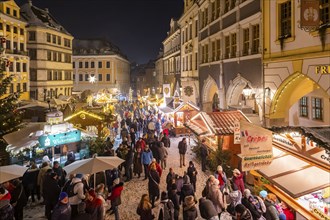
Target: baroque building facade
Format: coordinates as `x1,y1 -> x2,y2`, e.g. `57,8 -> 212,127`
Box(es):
72,39 -> 130,95
0,0 -> 29,100
20,1 -> 74,101
263,0 -> 330,127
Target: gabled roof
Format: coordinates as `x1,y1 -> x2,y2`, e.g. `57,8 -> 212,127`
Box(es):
173,101 -> 200,113
186,110 -> 251,136
20,2 -> 71,35
64,110 -> 103,121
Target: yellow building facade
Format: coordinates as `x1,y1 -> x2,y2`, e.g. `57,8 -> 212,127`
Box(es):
263,0 -> 330,127
0,0 -> 29,100
20,2 -> 74,101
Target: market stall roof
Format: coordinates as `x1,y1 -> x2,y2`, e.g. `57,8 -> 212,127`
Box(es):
3,123 -> 46,154
186,110 -> 251,136
258,146 -> 330,198
173,101 -> 200,113
159,106 -> 174,114
17,100 -> 54,109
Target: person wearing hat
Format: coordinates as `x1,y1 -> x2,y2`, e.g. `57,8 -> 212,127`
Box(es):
141,145 -> 153,180
180,175 -> 195,205
183,195 -> 197,220
259,190 -> 280,220
214,165 -> 227,192
0,185 -> 14,220
241,189 -> 263,220
199,197 -> 219,220
85,189 -> 104,220
51,192 -> 71,220
232,168 -> 245,194
42,172 -> 60,220
68,174 -> 86,218
206,179 -> 224,216
235,204 -> 253,220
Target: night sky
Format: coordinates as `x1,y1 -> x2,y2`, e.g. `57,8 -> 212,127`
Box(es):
15,0 -> 184,64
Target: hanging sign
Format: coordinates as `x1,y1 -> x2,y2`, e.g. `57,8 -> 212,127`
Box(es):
233,120 -> 240,144
38,130 -> 81,148
241,153 -> 273,172
163,84 -> 171,98
300,0 -> 320,31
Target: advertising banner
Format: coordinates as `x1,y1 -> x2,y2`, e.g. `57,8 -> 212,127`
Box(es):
241,153 -> 273,171
240,120 -> 273,155
163,84 -> 171,98
300,0 -> 320,30
38,130 -> 81,148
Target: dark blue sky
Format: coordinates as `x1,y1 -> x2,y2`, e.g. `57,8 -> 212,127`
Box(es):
16,0 -> 184,64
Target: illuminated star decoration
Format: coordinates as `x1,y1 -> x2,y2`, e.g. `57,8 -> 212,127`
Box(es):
89,75 -> 96,84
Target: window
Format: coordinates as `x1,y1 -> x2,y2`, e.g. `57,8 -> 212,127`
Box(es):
106,74 -> 110,81
58,53 -> 62,62
279,1 -> 292,37
252,24 -> 260,54
64,38 -> 71,47
58,71 -> 62,80
212,41 -> 216,61
189,23 -> 192,40
195,20 -> 198,37
65,71 -> 71,80
91,61 -> 95,68
216,0 -> 221,18
29,49 -> 37,60
57,36 -> 61,45
79,74 -> 83,81
73,74 -> 76,81
13,10 -> 17,17
205,44 -> 209,62
98,74 -> 102,82
243,28 -> 250,55
16,83 -> 20,92
13,27 -> 17,34
320,0 -> 329,25
225,36 -> 230,59
312,97 -> 323,120
10,84 -> 13,93
16,62 -> 21,72
47,33 -> 51,42
30,69 -> 37,81
190,54 -> 192,70
52,35 -> 56,44
195,53 -> 198,70
98,61 -> 102,68
53,71 -> 58,80
20,28 -> 24,35
20,43 -> 24,51
85,62 -> 89,68
79,62 -> 83,68
85,74 -> 89,81
47,71 -> 52,80
73,62 -> 75,68
23,83 -> 27,92
106,61 -> 110,68
6,7 -> 10,14
6,40 -> 10,50
299,97 -> 308,117
0,23 -> 3,30
231,33 -> 237,58
211,1 -> 216,21
23,63 -> 27,72
216,39 -> 221,60
6,25 -> 10,32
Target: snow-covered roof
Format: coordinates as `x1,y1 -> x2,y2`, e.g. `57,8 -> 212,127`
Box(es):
20,2 -> 71,35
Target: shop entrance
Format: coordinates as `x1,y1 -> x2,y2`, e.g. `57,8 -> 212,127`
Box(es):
202,75 -> 219,112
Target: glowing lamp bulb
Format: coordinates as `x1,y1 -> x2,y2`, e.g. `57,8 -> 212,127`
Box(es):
89,76 -> 96,84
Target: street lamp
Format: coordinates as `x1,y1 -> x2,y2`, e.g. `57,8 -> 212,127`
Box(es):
242,84 -> 252,106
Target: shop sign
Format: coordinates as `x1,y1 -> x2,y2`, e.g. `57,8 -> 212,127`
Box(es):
300,0 -> 320,31
233,120 -> 240,144
163,84 -> 171,98
241,153 -> 273,171
240,120 -> 273,155
38,130 -> 81,148
311,208 -> 330,220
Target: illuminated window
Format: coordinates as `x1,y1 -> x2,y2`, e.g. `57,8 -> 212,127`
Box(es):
320,0 -> 329,25
312,97 -> 323,120
299,96 -> 308,117
279,1 -> 292,37
243,28 -> 250,56
252,24 -> 260,54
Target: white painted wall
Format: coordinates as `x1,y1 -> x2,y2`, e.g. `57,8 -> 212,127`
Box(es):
289,88 -> 330,126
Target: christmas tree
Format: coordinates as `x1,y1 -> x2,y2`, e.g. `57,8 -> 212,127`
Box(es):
0,37 -> 23,165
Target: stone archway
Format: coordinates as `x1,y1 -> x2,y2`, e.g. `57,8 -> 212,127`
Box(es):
226,74 -> 251,107
202,75 -> 219,112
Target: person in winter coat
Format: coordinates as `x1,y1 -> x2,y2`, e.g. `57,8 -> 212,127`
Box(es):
137,194 -> 155,220
178,138 -> 187,168
200,139 -> 209,171
72,202 -> 91,220
95,183 -> 109,216
159,142 -> 168,170
183,195 -> 197,220
37,161 -> 51,199
51,192 -> 71,220
6,179 -> 27,220
226,182 -> 242,216
68,174 -> 86,218
107,178 -> 124,220
53,161 -> 66,187
150,141 -> 161,163
166,168 -> 176,192
180,175 -> 195,205
168,183 -> 180,220
85,189 -> 104,220
149,158 -> 163,177
242,189 -> 263,220
42,172 -> 60,220
0,186 -> 14,220
232,169 -> 245,194
22,163 -> 40,204
125,147 -> 134,182
198,197 -> 219,220
281,202 -> 294,220
158,191 -> 174,220
141,145 -> 153,180
214,165 -> 227,192
206,179 -> 224,215
259,190 -> 279,220
202,175 -> 216,197
235,204 -> 253,220
136,137 -> 146,151
187,161 -> 198,192
134,147 -> 143,178
161,134 -> 171,148
148,163 -> 160,208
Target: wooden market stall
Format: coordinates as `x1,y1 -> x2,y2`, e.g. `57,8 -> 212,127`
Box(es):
172,101 -> 200,135
185,110 -> 251,168
250,128 -> 330,220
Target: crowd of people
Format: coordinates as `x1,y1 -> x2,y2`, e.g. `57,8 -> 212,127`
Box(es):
0,100 -> 296,220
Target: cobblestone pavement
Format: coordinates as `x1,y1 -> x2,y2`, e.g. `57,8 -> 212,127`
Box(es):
24,136 -> 209,220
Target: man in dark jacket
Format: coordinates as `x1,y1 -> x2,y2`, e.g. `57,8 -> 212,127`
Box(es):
200,139 -> 209,172
53,161 -> 66,187
166,168 -> 176,192
161,134 -> 171,148
199,197 -> 219,220
168,183 -> 180,220
43,172 -> 61,220
178,138 -> 187,168
125,148 -> 134,182
9,179 -> 27,220
72,202 -> 91,220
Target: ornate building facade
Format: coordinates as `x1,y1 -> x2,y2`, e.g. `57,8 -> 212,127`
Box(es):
0,0 -> 29,100
72,39 -> 130,95
21,1 -> 74,101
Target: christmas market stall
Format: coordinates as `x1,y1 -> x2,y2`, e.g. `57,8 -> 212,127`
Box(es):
251,126 -> 330,220
185,110 -> 253,168
171,101 -> 200,135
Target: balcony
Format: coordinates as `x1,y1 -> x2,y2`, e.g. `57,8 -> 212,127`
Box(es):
5,49 -> 28,56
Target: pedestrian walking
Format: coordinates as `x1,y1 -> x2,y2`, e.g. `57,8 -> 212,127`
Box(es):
42,172 -> 60,220
142,145 -> 153,180
133,147 -> 143,178
67,174 -> 86,218
178,138 -> 187,168
200,139 -> 209,172
187,161 -> 197,192
168,184 -> 180,220
148,163 -> 160,208
159,142 -> 168,170
107,178 -> 124,220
